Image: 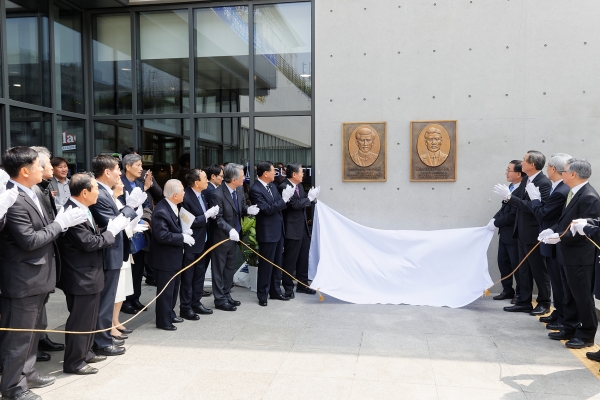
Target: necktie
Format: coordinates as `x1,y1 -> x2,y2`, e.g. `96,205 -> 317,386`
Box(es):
550,186 -> 555,195
509,183 -> 514,192
231,189 -> 242,232
198,194 -> 206,213
87,209 -> 97,233
266,184 -> 273,198
565,190 -> 573,207
295,185 -> 300,197
31,191 -> 44,216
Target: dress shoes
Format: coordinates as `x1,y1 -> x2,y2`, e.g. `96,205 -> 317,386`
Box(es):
202,290 -> 212,297
111,334 -> 128,340
2,390 -> 41,400
158,325 -> 177,331
117,327 -> 133,334
586,350 -> 600,362
132,300 -> 147,311
27,375 -> 56,389
269,294 -> 290,301
296,287 -> 317,295
36,350 -> 50,362
193,303 -> 213,315
172,317 -> 184,323
503,304 -> 533,313
511,296 -> 517,304
492,291 -> 514,300
548,330 -> 574,341
539,315 -> 558,323
112,338 -> 125,346
180,310 -> 200,320
259,300 -> 268,307
38,337 -> 65,352
285,292 -> 295,299
94,345 -> 126,356
145,278 -> 157,286
87,355 -> 107,363
66,365 -> 98,375
215,302 -> 237,311
120,304 -> 139,315
529,304 -> 550,316
227,298 -> 241,306
566,338 -> 594,349
546,322 -> 565,330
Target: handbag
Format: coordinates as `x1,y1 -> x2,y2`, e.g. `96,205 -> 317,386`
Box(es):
130,222 -> 148,254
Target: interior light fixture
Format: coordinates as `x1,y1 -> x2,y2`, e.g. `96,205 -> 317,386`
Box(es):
300,74 -> 311,78
13,83 -> 21,87
121,68 -> 131,71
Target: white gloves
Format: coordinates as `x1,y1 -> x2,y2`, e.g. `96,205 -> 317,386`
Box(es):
544,233 -> 561,244
526,183 -> 541,201
126,222 -> 149,238
537,228 -> 555,242
247,205 -> 260,216
135,205 -> 144,218
486,218 -> 496,231
126,187 -> 148,209
571,218 -> 588,236
229,228 -> 240,242
184,229 -> 193,235
307,186 -> 321,202
493,183 -> 511,200
204,205 -> 219,219
107,214 -> 131,236
281,185 -> 295,203
183,234 -> 195,246
0,170 -> 10,195
0,187 -> 19,218
55,206 -> 89,230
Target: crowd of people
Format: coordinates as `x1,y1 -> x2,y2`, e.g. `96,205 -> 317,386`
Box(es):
0,146 -> 320,400
488,151 -> 600,366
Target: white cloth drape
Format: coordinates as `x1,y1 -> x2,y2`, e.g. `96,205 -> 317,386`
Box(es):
308,202 -> 494,308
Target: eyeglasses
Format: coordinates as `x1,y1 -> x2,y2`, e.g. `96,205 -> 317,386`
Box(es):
505,169 -> 516,172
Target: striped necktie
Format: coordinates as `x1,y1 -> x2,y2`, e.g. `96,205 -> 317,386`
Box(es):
565,190 -> 573,207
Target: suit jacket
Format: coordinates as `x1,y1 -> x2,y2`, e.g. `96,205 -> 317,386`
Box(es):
527,181 -> 570,257
119,175 -> 152,211
180,186 -> 209,253
506,172 -> 552,244
202,183 -> 217,207
209,184 -> 248,243
90,184 -> 137,269
34,180 -> 57,220
550,182 -> 600,266
150,199 -> 184,271
249,180 -> 287,243
0,181 -> 62,298
56,200 -> 115,295
278,179 -> 312,240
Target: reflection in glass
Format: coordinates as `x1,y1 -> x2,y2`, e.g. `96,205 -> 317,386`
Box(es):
140,119 -> 190,188
93,14 -> 132,115
94,121 -> 134,156
54,5 -> 83,113
7,1 -> 51,107
139,11 -> 189,114
195,118 -> 249,167
56,116 -> 86,174
195,7 -> 249,113
9,107 -> 51,149
254,3 -> 311,112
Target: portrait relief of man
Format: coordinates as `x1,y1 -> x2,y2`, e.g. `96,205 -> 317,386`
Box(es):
419,126 -> 448,167
350,126 -> 379,167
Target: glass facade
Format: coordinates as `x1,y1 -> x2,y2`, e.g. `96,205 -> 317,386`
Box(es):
0,0 -> 313,185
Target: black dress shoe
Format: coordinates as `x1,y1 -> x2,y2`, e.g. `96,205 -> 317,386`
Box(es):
132,301 -> 147,311
546,322 -> 565,330
227,298 -> 241,306
492,291 -> 514,300
120,304 -> 139,315
66,365 -> 98,375
172,317 -> 184,323
539,315 -> 558,323
3,390 -> 41,400
36,350 -> 50,362
269,294 -> 290,301
192,303 -> 213,315
111,334 -> 128,340
586,350 -> 600,362
296,287 -> 317,295
158,325 -> 177,331
180,310 -> 200,320
38,337 -> 65,351
566,338 -> 594,349
215,302 -> 237,311
94,345 -> 126,356
511,296 -> 517,304
530,305 -> 550,316
259,300 -> 268,306
548,330 -> 574,341
202,290 -> 212,297
145,278 -> 157,286
117,327 -> 133,334
503,304 -> 533,313
27,375 -> 55,389
87,355 -> 107,363
285,292 -> 295,299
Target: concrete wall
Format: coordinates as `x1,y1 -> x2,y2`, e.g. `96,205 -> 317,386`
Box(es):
314,0 -> 600,289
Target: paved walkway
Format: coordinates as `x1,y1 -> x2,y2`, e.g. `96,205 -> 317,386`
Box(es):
34,285 -> 600,400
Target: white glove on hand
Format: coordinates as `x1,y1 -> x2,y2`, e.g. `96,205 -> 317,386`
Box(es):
107,214 -> 131,236
126,187 -> 148,209
184,229 -> 193,236
571,218 -> 588,236
307,187 -> 319,202
526,182 -> 541,202
204,205 -> 219,219
493,183 -> 511,200
135,206 -> 144,218
0,187 -> 19,218
183,234 -> 195,246
247,205 -> 260,216
229,229 -> 240,242
281,185 -> 294,203
543,233 -> 561,244
0,170 -> 10,195
55,206 -> 89,230
133,223 -> 149,234
537,228 -> 555,242
486,218 -> 496,231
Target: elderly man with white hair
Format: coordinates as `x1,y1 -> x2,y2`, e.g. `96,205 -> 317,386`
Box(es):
150,179 -> 195,331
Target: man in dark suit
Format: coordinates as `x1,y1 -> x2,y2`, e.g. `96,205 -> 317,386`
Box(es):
540,158 -> 600,348
0,147 -> 88,400
151,180 -> 195,330
249,161 -> 295,306
278,163 -> 319,298
525,153 -> 572,329
494,150 -> 552,314
57,173 -> 130,375
209,163 -> 258,311
179,170 -> 219,320
487,160 -> 524,302
203,164 -> 223,206
90,155 -> 141,357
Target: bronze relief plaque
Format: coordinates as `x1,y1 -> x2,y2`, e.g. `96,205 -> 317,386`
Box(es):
410,120 -> 457,182
342,122 -> 387,182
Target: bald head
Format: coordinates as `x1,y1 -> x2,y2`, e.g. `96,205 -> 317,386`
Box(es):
164,179 -> 185,205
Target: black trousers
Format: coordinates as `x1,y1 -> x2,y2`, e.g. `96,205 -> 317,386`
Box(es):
36,293 -> 50,342
155,269 -> 180,328
545,256 -> 565,323
180,249 -> 207,312
516,241 -> 551,306
257,237 -> 284,301
210,241 -> 238,306
497,240 -> 519,295
64,292 -> 100,372
0,293 -> 46,398
560,263 -> 597,341
282,230 -> 310,294
125,251 -> 145,305
94,269 -> 119,349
